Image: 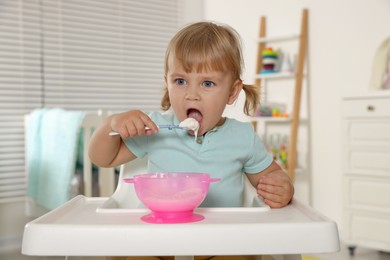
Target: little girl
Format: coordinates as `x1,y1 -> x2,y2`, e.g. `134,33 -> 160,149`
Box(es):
89,21 -> 294,259
89,21 -> 293,209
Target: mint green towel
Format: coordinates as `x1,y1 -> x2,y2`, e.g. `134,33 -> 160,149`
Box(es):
27,108 -> 86,210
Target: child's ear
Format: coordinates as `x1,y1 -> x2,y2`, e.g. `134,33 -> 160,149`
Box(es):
227,80 -> 243,105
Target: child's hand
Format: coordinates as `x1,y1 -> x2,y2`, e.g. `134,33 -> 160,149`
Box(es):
109,110 -> 158,139
257,170 -> 294,208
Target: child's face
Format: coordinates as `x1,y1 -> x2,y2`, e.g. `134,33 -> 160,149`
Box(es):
165,58 -> 242,136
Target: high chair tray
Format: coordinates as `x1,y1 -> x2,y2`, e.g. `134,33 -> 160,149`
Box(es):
22,195 -> 340,257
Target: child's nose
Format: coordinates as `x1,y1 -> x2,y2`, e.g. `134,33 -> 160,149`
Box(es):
185,86 -> 200,100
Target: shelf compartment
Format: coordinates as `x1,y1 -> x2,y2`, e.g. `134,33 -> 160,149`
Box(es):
255,72 -> 296,80
257,34 -> 300,43
251,117 -> 308,124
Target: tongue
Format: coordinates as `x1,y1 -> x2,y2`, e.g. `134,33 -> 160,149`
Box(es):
188,109 -> 202,123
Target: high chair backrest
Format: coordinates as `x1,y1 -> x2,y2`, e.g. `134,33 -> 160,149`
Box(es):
101,157 -> 148,209
80,111 -> 116,197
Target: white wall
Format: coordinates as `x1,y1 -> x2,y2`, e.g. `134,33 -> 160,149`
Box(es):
204,0 -> 390,234
0,201 -> 34,252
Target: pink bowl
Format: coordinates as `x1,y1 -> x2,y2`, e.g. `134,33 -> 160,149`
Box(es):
124,172 -> 220,223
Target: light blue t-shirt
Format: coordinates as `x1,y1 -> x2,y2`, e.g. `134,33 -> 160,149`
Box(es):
124,112 -> 273,207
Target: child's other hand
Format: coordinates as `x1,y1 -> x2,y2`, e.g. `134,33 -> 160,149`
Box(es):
109,110 -> 158,138
257,170 -> 294,208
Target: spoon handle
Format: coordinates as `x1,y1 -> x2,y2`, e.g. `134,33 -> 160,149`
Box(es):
158,125 -> 187,129
108,125 -> 186,136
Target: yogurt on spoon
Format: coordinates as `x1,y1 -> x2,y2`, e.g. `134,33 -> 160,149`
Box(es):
179,118 -> 200,140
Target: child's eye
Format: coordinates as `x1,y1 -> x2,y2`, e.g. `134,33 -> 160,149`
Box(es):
202,81 -> 215,88
175,78 -> 187,86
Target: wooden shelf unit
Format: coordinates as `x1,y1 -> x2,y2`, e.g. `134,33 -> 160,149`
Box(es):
253,9 -> 309,182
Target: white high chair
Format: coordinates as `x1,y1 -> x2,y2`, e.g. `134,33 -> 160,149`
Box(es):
22,158 -> 340,260
99,157 -> 149,209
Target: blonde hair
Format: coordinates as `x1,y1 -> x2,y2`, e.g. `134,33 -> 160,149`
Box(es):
161,22 -> 258,116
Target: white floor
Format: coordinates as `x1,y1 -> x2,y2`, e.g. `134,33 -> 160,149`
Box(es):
305,245 -> 390,260
2,245 -> 390,260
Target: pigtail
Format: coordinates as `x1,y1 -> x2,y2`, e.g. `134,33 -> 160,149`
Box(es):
242,83 -> 259,116
161,87 -> 170,111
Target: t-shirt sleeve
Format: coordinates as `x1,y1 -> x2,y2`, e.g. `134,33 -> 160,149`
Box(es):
123,134 -> 148,158
244,132 -> 273,174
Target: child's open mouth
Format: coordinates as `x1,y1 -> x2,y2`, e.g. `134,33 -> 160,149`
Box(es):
187,108 -> 202,124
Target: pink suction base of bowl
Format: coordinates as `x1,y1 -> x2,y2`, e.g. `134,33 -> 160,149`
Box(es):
141,210 -> 205,224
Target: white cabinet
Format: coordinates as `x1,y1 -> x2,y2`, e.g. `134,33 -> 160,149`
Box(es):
342,93 -> 390,255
